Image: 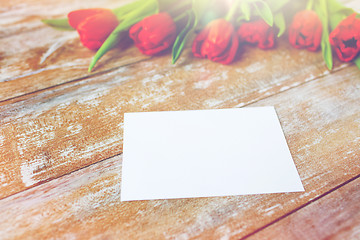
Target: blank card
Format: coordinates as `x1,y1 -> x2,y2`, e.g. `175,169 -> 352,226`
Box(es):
121,107 -> 304,201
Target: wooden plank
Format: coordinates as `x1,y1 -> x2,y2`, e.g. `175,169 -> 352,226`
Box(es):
0,0 -> 150,101
0,40 -> 349,199
0,0 -> 357,101
0,0 -> 130,38
0,29 -> 150,101
0,66 -> 359,239
247,177 -> 360,240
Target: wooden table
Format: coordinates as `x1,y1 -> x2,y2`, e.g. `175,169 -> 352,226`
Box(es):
1,0 -> 359,239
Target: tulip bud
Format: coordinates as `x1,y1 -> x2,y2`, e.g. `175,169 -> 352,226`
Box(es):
68,8 -> 119,50
329,13 -> 360,62
129,13 -> 177,55
237,19 -> 275,49
288,10 -> 322,51
192,19 -> 239,64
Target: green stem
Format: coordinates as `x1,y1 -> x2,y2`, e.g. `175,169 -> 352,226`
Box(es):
225,0 -> 240,21
165,0 -> 191,15
88,0 -> 159,72
173,11 -> 189,22
355,55 -> 360,70
306,0 -> 314,10
112,0 -> 146,17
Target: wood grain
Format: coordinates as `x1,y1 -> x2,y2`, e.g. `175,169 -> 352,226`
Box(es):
1,0 -> 360,238
0,65 -> 359,239
0,0 -> 150,101
0,0 -> 131,38
0,41 -> 350,199
248,176 -> 360,240
0,0 -> 356,102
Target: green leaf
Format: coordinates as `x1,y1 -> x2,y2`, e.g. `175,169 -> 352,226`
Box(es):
172,10 -> 196,64
274,12 -> 286,37
321,35 -> 333,70
253,0 -> 273,26
266,0 -> 290,12
329,9 -> 355,29
88,0 -> 158,72
240,1 -> 251,21
172,0 -> 212,63
355,55 -> 360,70
113,0 -> 147,20
329,13 -> 344,29
327,0 -> 354,28
314,0 -> 333,70
192,0 -> 209,25
41,18 -> 74,31
327,0 -> 353,15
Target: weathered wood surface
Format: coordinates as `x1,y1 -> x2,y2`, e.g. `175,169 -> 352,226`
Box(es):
0,0 -> 123,38
0,65 -> 359,239
0,0 -> 357,102
0,44 -> 350,199
1,0 -> 360,238
0,0 -> 150,101
249,177 -> 360,240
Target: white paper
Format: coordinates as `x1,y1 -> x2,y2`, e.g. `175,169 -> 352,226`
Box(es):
121,107 -> 304,201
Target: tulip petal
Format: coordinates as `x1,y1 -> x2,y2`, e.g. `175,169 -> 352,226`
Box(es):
129,22 -> 143,44
76,12 -> 119,50
68,8 -> 111,29
192,28 -> 210,58
237,19 -> 275,49
206,19 -> 232,57
211,34 -> 239,64
192,19 -> 239,64
288,10 -> 322,51
329,13 -> 360,62
308,24 -> 322,51
129,13 -> 177,56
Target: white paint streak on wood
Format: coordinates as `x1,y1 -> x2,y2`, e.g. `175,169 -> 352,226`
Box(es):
0,69 -> 130,124
0,0 -> 126,37
245,61 -> 265,73
39,33 -> 77,64
2,58 -> 90,83
250,177 -> 360,240
194,78 -> 217,89
0,156 -> 122,239
66,124 -> 82,135
0,174 -> 8,187
59,145 -> 76,158
83,136 -> 121,157
20,154 -> 49,187
0,1 -> 358,240
264,203 -> 282,213
142,74 -> 163,85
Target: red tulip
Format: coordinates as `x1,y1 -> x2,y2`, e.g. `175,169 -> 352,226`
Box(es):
192,19 -> 238,64
129,13 -> 176,55
288,10 -> 322,51
237,19 -> 275,49
68,8 -> 119,50
329,13 -> 360,62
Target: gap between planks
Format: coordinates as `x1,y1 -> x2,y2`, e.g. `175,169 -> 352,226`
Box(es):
1,0 -> 357,102
1,149 -> 359,238
0,65 -> 359,238
0,54 -> 350,106
0,63 -> 350,200
0,57 -> 152,104
0,63 -> 355,202
0,62 -> 355,201
239,173 -> 360,240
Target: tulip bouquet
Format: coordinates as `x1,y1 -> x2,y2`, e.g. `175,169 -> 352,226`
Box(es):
42,0 -> 360,71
